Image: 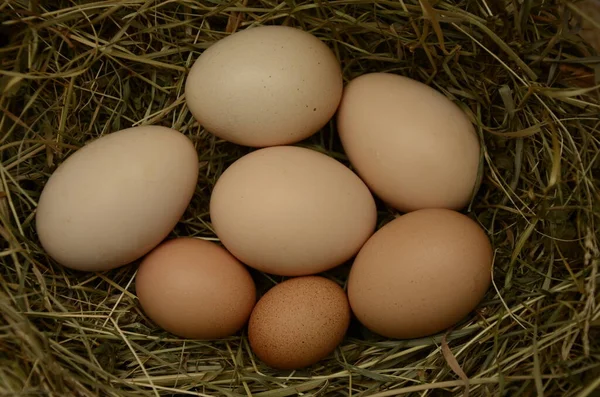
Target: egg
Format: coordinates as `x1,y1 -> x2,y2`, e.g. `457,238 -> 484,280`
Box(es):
135,238 -> 256,339
248,276 -> 350,369
337,73 -> 481,212
36,126 -> 198,272
347,208 -> 492,339
210,146 -> 377,276
185,25 -> 343,147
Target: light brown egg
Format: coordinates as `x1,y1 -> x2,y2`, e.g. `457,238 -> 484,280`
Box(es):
248,276 -> 350,369
135,238 -> 256,339
185,25 -> 343,147
348,209 -> 492,339
210,146 -> 377,276
337,73 -> 481,212
36,126 -> 198,272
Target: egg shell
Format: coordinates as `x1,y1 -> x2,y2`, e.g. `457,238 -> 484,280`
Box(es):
185,25 -> 343,147
248,276 -> 350,369
337,72 -> 481,212
135,238 -> 256,339
36,126 -> 198,272
209,146 -> 377,276
347,208 -> 492,339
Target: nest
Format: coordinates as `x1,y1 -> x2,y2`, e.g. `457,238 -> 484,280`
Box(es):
1,0 -> 599,396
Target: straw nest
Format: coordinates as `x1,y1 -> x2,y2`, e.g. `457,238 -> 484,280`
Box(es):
1,0 -> 599,396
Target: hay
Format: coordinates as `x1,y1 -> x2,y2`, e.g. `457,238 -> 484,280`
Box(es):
1,0 -> 599,396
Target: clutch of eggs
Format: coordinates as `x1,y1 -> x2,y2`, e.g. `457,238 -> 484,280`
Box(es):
34,22 -> 495,372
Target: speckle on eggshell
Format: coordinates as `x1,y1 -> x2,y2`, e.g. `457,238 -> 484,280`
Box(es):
248,276 -> 350,370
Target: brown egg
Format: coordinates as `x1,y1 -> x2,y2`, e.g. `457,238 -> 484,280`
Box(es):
248,276 -> 350,369
185,26 -> 343,147
348,209 -> 492,339
135,238 -> 256,339
210,146 -> 377,276
337,73 -> 481,212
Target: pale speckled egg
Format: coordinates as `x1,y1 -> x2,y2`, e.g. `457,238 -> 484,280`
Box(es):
348,209 -> 492,339
248,276 -> 350,369
337,73 -> 482,212
209,146 -> 377,276
185,25 -> 343,147
36,126 -> 199,272
135,238 -> 256,339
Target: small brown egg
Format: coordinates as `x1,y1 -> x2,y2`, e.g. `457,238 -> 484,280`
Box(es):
185,25 -> 343,147
248,276 -> 350,369
210,146 -> 377,276
135,238 -> 256,339
348,209 -> 492,339
337,73 -> 481,212
36,126 -> 199,272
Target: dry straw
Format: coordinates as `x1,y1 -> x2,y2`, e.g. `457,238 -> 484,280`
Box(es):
1,0 -> 599,396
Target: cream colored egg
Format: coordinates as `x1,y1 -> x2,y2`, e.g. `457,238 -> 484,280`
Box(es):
36,126 -> 199,272
337,73 -> 481,212
210,146 -> 377,276
185,25 -> 343,147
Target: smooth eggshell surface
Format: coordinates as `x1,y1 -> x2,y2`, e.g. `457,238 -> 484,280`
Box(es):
185,25 -> 343,147
348,209 -> 492,339
36,126 -> 199,272
248,276 -> 350,369
136,238 -> 256,339
210,146 -> 377,276
337,73 -> 481,212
